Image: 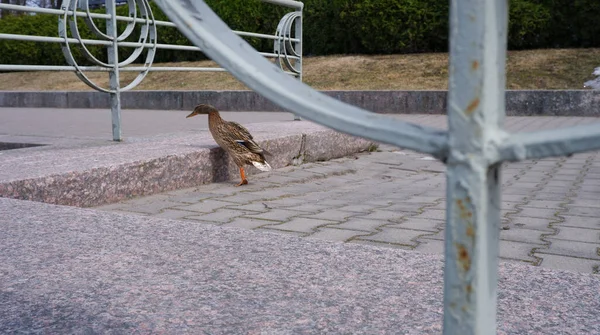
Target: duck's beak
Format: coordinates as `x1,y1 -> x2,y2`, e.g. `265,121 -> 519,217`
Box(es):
186,111 -> 198,118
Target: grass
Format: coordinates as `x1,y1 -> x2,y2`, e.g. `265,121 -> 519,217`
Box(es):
0,48 -> 599,91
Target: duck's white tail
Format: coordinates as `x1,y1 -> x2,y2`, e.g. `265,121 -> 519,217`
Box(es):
252,160 -> 272,172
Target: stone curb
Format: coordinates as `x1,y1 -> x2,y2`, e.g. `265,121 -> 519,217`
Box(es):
1,90 -> 599,116
0,122 -> 373,207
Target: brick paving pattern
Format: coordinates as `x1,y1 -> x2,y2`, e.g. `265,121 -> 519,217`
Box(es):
96,116 -> 600,274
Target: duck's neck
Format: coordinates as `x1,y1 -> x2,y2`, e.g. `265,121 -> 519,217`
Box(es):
207,110 -> 222,133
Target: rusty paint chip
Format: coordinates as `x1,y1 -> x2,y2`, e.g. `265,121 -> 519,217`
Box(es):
466,98 -> 480,115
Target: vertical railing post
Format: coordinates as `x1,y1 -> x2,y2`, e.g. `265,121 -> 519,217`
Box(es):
443,0 -> 508,334
293,8 -> 302,121
105,0 -> 122,141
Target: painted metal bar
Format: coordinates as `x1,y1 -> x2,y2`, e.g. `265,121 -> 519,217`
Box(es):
105,0 -> 122,141
0,4 -> 300,42
497,123 -> 600,162
0,34 -> 300,59
292,10 -> 302,121
0,64 -> 298,77
260,0 -> 303,10
443,0 -> 508,334
152,0 -> 449,159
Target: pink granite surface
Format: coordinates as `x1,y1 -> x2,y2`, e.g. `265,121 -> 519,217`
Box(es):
0,121 -> 372,207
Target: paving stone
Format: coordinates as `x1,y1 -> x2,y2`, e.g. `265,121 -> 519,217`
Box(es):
166,191 -> 223,204
282,203 -> 331,213
186,209 -> 254,223
225,203 -> 271,213
332,218 -> 388,232
499,240 -> 539,263
307,228 -> 370,242
413,239 -> 445,255
221,218 -> 272,229
262,197 -> 313,209
558,215 -> 600,230
356,227 -> 424,247
173,199 -> 231,213
517,207 -> 560,220
391,218 -> 443,232
302,209 -> 362,221
261,217 -> 331,233
520,200 -> 565,210
216,192 -> 278,204
125,200 -> 181,215
499,228 -> 546,245
420,229 -> 444,241
243,209 -> 302,222
241,189 -> 296,200
538,254 -> 600,273
565,206 -> 600,218
336,204 -> 378,213
502,188 -> 536,196
414,209 -> 446,221
531,193 -> 570,201
572,192 -> 600,201
535,240 -> 600,260
355,210 -> 411,222
508,217 -> 553,232
152,209 -> 198,220
501,194 -> 528,202
548,227 -> 600,244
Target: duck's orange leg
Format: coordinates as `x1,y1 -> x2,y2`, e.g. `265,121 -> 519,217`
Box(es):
237,167 -> 248,186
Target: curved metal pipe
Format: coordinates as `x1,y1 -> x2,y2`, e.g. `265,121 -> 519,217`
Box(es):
152,0 -> 449,160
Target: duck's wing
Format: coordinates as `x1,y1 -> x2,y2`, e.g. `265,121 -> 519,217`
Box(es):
225,121 -> 271,156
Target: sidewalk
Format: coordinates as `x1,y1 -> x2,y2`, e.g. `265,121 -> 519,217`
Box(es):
1,111 -> 600,333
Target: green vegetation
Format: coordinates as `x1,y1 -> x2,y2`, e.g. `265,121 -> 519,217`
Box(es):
0,0 -> 599,66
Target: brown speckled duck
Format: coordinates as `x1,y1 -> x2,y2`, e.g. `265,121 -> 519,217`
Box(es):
186,104 -> 272,186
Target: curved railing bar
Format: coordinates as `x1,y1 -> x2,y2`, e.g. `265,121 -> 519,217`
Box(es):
497,122 -> 600,163
152,0 -> 449,160
274,12 -> 301,74
67,0 -> 152,68
58,0 -> 157,93
79,0 -> 137,42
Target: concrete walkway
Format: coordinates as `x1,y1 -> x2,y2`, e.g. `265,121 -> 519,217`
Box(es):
2,110 -> 600,333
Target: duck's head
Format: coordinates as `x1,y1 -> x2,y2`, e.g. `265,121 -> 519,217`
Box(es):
186,104 -> 218,118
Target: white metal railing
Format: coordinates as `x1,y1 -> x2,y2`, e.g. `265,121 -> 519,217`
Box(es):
152,1 -> 600,334
0,0 -> 303,140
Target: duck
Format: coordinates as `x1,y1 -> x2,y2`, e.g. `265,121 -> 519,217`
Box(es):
186,104 -> 272,186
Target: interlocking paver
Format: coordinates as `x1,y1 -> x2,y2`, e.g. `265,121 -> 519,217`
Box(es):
332,218 -> 387,232
124,200 -> 182,215
565,206 -> 600,218
499,240 -> 539,263
96,130 -> 600,273
539,254 -> 600,273
500,228 -> 546,245
356,227 -> 423,247
302,209 -> 363,221
222,218 -> 272,229
517,207 -> 561,220
413,239 -> 445,254
307,228 -> 370,241
152,209 -> 199,220
548,227 -> 600,244
509,217 -> 554,232
243,209 -> 303,222
186,209 -> 254,223
391,218 -> 443,232
262,217 -> 330,233
558,215 -> 600,230
535,240 -> 600,260
173,199 -> 231,213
